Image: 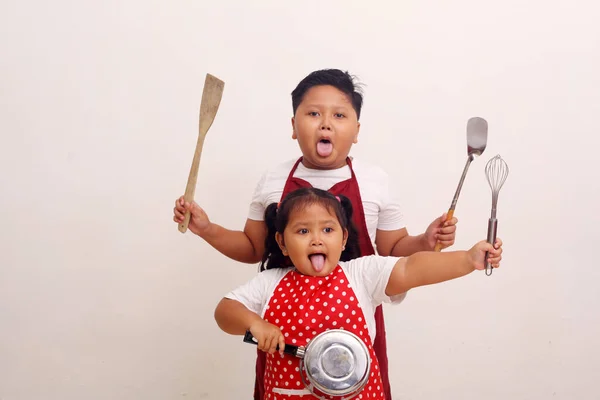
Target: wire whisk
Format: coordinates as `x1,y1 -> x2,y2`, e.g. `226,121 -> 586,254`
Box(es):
484,154 -> 509,275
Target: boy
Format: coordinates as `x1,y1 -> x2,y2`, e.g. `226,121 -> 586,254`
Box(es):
173,69 -> 458,400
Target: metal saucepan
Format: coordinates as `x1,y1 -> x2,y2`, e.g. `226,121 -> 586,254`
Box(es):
244,329 -> 371,399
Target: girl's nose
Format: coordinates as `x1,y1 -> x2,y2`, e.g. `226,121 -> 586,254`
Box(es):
310,235 -> 323,246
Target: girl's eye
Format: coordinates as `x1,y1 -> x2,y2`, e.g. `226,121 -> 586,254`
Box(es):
298,228 -> 309,234
324,227 -> 333,233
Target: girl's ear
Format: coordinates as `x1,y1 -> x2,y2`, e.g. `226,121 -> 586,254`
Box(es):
276,232 -> 288,255
342,228 -> 348,249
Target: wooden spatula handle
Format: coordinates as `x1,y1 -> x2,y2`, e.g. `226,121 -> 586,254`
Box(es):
178,135 -> 206,233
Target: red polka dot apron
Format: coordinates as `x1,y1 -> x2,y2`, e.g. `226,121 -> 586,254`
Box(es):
263,265 -> 384,399
254,157 -> 392,400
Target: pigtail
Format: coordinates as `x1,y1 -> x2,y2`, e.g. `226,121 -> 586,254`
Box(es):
338,194 -> 360,261
259,202 -> 286,271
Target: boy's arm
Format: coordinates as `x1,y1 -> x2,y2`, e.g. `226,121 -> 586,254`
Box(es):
200,219 -> 267,264
375,212 -> 457,257
375,228 -> 429,257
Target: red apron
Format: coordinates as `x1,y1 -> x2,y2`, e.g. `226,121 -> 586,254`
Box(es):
263,265 -> 385,399
254,157 -> 392,400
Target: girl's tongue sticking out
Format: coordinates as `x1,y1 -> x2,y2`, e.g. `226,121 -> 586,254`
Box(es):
309,254 -> 325,272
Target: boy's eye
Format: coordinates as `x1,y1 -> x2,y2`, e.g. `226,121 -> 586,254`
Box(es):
308,111 -> 320,117
334,113 -> 345,118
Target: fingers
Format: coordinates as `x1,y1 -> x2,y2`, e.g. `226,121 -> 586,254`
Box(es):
487,255 -> 501,268
439,212 -> 448,223
436,227 -> 456,241
174,197 -> 186,219
438,224 -> 456,234
437,237 -> 454,249
262,335 -> 275,354
173,196 -> 195,223
278,334 -> 286,357
486,237 -> 503,267
435,223 -> 456,248
268,335 -> 280,355
442,216 -> 458,227
256,330 -> 284,356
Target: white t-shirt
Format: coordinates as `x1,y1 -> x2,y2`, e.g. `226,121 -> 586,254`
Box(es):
225,255 -> 407,343
247,158 -> 405,246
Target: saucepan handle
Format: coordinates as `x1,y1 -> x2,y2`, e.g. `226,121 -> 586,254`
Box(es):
243,330 -> 300,357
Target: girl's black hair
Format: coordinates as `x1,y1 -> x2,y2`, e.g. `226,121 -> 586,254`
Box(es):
259,187 -> 360,271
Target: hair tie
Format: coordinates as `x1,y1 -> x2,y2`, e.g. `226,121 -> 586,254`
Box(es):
335,195 -> 341,202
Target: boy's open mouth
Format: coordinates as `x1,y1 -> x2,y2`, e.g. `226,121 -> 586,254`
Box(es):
309,253 -> 326,272
317,139 -> 333,157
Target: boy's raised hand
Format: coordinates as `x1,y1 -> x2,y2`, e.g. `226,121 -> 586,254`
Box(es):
249,320 -> 286,357
173,196 -> 211,236
424,213 -> 458,250
468,238 -> 503,271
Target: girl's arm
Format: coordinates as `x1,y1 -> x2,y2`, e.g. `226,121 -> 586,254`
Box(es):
214,298 -> 286,355
214,298 -> 264,335
385,239 -> 503,296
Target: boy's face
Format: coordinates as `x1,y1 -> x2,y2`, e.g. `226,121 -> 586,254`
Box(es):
291,85 -> 360,170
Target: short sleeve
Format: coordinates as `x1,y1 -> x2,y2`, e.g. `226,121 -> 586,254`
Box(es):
344,255 -> 406,306
247,171 -> 268,221
376,173 -> 405,231
224,269 -> 286,317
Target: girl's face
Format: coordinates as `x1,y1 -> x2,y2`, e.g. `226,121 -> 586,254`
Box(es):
275,203 -> 348,277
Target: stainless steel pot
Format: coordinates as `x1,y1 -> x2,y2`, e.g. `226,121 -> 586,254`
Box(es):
244,329 -> 371,399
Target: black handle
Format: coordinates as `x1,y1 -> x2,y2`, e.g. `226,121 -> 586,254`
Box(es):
243,330 -> 299,357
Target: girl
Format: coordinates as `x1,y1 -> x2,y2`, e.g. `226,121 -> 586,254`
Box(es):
214,188 -> 503,399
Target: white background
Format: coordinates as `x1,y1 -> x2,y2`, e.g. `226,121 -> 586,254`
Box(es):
1,0 -> 599,399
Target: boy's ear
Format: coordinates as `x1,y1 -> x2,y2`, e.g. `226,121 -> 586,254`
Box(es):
276,232 -> 288,255
291,117 -> 297,140
353,122 -> 360,144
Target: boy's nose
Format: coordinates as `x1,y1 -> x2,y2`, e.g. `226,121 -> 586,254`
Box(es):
320,115 -> 332,130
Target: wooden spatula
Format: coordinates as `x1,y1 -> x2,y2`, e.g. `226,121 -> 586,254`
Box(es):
179,73 -> 225,233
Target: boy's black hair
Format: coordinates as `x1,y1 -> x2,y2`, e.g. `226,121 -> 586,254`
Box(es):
259,187 -> 360,271
291,69 -> 364,120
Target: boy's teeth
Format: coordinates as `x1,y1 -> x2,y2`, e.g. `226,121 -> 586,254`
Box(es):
309,254 -> 325,272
